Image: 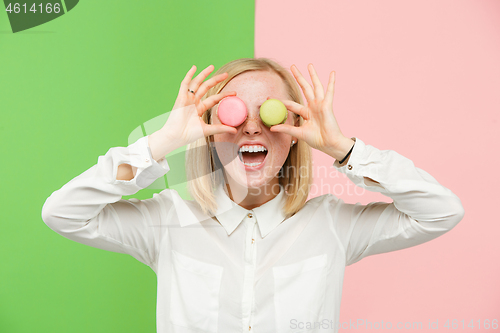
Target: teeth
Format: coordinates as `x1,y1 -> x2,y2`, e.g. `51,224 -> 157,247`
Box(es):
243,162 -> 263,167
239,145 -> 267,153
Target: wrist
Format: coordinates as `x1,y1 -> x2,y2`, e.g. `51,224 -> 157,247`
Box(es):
148,129 -> 180,162
327,136 -> 355,165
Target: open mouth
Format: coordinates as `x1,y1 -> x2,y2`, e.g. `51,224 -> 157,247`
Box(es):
238,146 -> 268,168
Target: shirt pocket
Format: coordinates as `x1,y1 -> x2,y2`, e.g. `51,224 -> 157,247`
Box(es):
170,250 -> 224,333
273,254 -> 328,333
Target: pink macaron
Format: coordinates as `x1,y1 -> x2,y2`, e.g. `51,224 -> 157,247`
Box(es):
216,96 -> 248,127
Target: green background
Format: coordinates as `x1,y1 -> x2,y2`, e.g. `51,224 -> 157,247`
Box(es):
0,1 -> 253,331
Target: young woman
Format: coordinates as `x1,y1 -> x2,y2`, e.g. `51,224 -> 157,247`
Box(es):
42,58 -> 464,333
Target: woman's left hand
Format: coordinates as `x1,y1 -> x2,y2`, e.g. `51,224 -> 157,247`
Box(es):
270,63 -> 354,160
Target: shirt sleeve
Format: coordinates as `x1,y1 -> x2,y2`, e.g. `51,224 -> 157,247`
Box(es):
327,137 -> 465,266
41,135 -> 172,269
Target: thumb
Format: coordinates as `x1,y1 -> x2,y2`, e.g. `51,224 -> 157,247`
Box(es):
270,124 -> 302,140
205,124 -> 237,137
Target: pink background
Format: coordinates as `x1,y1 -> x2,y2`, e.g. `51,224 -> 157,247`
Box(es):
256,0 -> 499,328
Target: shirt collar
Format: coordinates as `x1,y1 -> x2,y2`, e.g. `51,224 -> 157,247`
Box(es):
214,183 -> 287,238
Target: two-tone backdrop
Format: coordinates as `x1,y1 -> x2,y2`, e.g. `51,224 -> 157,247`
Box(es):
1,0 -> 498,332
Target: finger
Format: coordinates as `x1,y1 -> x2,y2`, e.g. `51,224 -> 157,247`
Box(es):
179,65 -> 197,95
189,64 -> 215,91
324,71 -> 336,106
281,99 -> 309,120
308,64 -> 325,100
269,123 -> 303,140
204,123 -> 238,137
198,91 -> 237,117
290,64 -> 315,104
196,72 -> 229,99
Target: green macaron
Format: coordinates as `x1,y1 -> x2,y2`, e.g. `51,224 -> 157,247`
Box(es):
259,99 -> 287,127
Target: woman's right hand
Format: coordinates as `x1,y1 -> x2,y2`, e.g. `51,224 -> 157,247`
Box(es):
149,65 -> 237,160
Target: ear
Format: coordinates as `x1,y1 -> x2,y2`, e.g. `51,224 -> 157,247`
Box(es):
293,114 -> 300,127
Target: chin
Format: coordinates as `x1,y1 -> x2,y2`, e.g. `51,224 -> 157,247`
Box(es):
222,157 -> 283,189
246,178 -> 270,189
226,174 -> 265,189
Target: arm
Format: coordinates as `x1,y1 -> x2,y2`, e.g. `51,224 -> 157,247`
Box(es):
41,133 -> 173,269
116,130 -> 178,181
327,137 -> 465,266
42,64 -> 240,268
273,64 -> 463,264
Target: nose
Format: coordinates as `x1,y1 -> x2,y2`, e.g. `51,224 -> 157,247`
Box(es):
242,114 -> 262,136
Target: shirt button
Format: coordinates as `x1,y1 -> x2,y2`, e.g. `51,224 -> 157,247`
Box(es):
247,213 -> 253,218
251,239 -> 255,244
249,326 -> 251,331
347,164 -> 352,170
145,158 -> 150,162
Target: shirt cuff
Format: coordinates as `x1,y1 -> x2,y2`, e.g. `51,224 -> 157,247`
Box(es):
112,136 -> 170,189
332,137 -> 385,191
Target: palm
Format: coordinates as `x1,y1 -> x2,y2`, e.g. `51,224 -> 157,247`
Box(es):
160,65 -> 237,146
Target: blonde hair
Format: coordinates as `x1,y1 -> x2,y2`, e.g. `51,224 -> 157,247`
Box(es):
185,58 -> 312,219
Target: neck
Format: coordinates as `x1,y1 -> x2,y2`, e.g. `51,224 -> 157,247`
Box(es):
224,176 -> 281,210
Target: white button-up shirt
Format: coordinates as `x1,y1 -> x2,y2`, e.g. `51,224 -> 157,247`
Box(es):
41,136 -> 464,333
